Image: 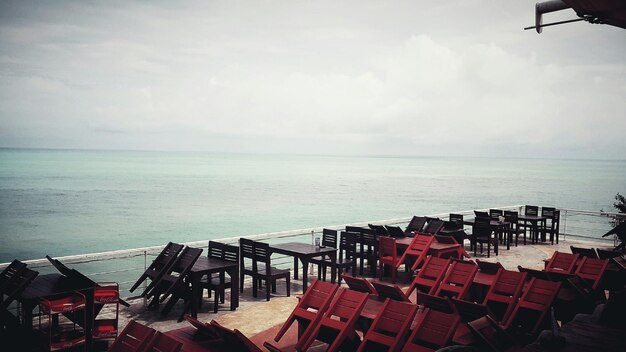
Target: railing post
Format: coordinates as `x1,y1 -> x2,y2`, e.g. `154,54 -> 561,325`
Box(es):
562,209 -> 567,241
142,250 -> 147,305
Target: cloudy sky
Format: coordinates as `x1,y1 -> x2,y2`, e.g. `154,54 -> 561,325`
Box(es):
0,1 -> 624,159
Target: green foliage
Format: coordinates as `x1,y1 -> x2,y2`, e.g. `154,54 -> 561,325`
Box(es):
615,193 -> 626,214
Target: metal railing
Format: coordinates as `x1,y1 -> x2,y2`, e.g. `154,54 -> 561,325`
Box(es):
2,205 -> 621,301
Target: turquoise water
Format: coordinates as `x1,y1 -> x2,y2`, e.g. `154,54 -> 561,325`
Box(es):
1,148 -> 625,262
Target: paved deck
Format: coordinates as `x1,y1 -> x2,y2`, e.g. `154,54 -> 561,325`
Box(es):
115,237 -> 615,338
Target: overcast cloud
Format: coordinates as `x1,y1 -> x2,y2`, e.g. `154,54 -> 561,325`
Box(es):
0,0 -> 624,158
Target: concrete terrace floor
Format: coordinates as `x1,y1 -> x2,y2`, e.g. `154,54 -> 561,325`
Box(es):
117,237 -> 615,338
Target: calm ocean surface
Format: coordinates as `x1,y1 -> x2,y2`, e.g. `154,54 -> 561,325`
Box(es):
1,148 -> 625,263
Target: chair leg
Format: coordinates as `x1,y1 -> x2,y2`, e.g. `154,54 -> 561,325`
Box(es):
286,276 -> 290,297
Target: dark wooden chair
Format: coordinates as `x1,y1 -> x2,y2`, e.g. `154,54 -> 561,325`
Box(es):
435,259 -> 478,300
108,320 -> 156,352
0,260 -> 27,292
570,246 -> 598,258
449,213 -> 464,230
540,207 -> 560,244
406,256 -> 450,300
489,209 -> 503,221
310,229 -> 339,282
405,216 -> 427,235
201,241 -> 239,313
474,210 -> 490,219
298,288 -> 369,352
503,278 -> 561,338
504,210 -> 526,246
519,205 -> 538,242
334,231 -> 358,284
240,237 -> 256,295
545,251 -> 578,274
341,274 -> 376,294
146,246 -> 202,315
144,331 -> 183,352
473,217 -> 498,258
402,308 -> 460,352
356,228 -> 379,276
273,279 -> 339,348
423,218 -> 445,235
132,242 -> 184,296
252,241 -> 291,301
574,257 -> 609,290
369,223 -> 389,237
467,315 -> 518,352
357,299 -> 418,352
483,269 -> 527,323
0,266 -> 38,329
385,225 -> 406,238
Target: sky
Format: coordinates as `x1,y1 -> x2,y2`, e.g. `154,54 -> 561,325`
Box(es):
0,0 -> 625,159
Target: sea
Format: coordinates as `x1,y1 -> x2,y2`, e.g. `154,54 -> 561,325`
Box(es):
1,148 -> 625,263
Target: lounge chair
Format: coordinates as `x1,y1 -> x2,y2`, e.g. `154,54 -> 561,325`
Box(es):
357,299 -> 418,352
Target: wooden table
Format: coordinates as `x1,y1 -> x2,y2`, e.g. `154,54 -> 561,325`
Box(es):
518,214 -> 547,244
18,273 -> 96,349
187,256 -> 239,318
270,242 -> 337,292
396,237 -> 463,259
464,219 -> 513,250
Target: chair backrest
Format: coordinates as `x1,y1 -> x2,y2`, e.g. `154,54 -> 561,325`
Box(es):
369,224 -> 389,236
361,299 -> 417,351
472,219 -> 492,239
449,213 -> 464,226
435,259 -> 478,299
340,274 -> 375,294
252,241 -> 273,273
108,320 -> 156,352
407,256 -> 450,297
240,237 -> 255,268
0,260 -> 27,291
517,265 -> 551,280
451,297 -> 494,322
405,216 -> 427,234
210,320 -> 262,352
489,209 -> 503,220
417,293 -> 454,313
474,210 -> 490,219
371,281 -> 410,302
545,251 -> 578,274
403,234 -> 434,270
155,242 -> 184,271
321,229 -> 338,248
467,316 -> 517,352
504,278 -> 561,334
524,205 -> 538,216
378,236 -> 397,261
0,267 -> 38,310
574,257 -> 609,290
385,225 -> 406,238
570,246 -> 598,258
339,231 -> 357,262
301,279 -> 340,312
345,225 -> 367,234
424,219 -> 445,235
170,247 -> 203,275
484,269 -> 527,322
405,308 -> 460,351
143,331 -> 183,352
209,241 -> 239,263
540,206 -> 555,218
476,260 -> 504,275
324,288 -> 368,321
596,248 -> 620,259
503,210 -> 519,224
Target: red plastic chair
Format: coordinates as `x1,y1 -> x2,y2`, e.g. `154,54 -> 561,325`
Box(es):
545,251 -> 579,274
273,279 -> 339,346
341,274 -> 376,294
402,234 -> 434,271
402,308 -> 461,352
108,320 -> 156,352
435,259 -> 477,300
143,331 -> 183,352
574,257 -> 609,290
503,278 -> 561,336
483,269 -> 527,323
379,236 -> 401,283
406,257 -> 450,301
357,299 -> 418,352
298,288 -> 369,352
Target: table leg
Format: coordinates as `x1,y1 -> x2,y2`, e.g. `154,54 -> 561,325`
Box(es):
301,259 -> 309,292
190,273 -> 201,318
229,268 -> 239,310
330,253 -> 337,284
293,258 -> 299,280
